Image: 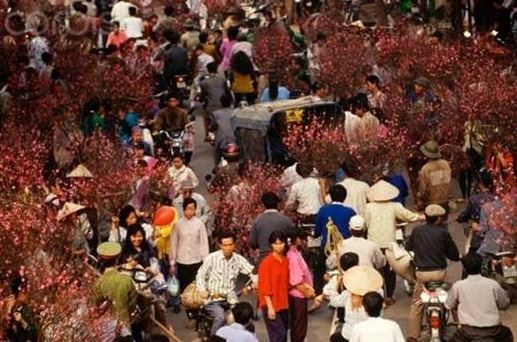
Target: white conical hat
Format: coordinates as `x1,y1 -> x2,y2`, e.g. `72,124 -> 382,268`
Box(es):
342,266 -> 384,296
66,164 -> 93,178
367,180 -> 400,202
57,202 -> 86,221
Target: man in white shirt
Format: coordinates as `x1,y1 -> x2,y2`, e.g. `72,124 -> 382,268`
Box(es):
350,292 -> 405,342
196,231 -> 256,336
280,161 -> 303,195
121,6 -> 143,39
338,161 -> 369,217
444,252 -> 512,342
328,215 -> 385,270
352,93 -> 380,141
286,163 -> 322,218
193,44 -> 214,79
110,0 -> 133,24
344,110 -> 361,144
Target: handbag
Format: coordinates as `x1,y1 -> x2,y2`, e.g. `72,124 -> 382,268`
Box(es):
180,282 -> 205,309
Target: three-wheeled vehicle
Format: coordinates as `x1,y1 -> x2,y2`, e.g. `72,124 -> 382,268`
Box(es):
231,96 -> 344,164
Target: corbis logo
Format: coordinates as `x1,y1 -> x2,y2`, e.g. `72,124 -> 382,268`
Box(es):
4,9 -> 113,36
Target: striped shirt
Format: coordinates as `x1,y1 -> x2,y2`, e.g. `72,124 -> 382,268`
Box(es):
196,250 -> 255,303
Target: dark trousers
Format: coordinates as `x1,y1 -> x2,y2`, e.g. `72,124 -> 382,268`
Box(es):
289,296 -> 308,342
336,307 -> 345,322
305,247 -> 326,295
234,92 -> 256,106
183,151 -> 193,165
262,308 -> 288,342
451,325 -> 513,342
459,148 -> 484,199
177,262 -> 202,318
380,248 -> 397,298
329,332 -> 348,342
177,262 -> 202,292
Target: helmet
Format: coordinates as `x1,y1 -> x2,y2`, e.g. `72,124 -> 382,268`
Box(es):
222,143 -> 240,161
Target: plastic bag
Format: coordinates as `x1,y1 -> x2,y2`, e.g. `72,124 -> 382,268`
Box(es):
167,276 -> 180,297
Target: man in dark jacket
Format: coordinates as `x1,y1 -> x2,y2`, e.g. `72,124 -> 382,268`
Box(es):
406,204 -> 460,342
161,29 -> 189,81
249,192 -> 295,267
200,61 -> 228,140
153,94 -> 188,132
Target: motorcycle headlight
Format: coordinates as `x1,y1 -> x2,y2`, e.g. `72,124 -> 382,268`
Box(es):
134,271 -> 148,282
437,291 -> 448,302
420,292 -> 431,302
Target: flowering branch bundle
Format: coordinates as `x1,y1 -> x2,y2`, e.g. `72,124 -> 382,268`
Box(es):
74,132 -> 136,212
282,118 -> 348,176
209,163 -> 283,258
282,117 -> 411,181
317,30 -> 369,98
0,123 -> 48,205
253,25 -> 294,75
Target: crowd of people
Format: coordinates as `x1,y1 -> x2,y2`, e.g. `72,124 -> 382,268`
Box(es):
0,0 -> 516,341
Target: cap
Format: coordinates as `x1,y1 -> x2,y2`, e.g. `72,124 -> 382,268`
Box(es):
425,204 -> 446,217
414,76 -> 430,89
349,215 -> 365,231
96,242 -> 122,259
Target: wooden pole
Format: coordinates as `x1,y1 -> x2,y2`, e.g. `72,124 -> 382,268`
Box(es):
150,317 -> 183,342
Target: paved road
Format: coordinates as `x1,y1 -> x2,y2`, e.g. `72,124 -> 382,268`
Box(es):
167,113 -> 517,341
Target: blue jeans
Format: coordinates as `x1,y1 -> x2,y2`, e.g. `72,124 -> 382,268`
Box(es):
204,301 -> 228,336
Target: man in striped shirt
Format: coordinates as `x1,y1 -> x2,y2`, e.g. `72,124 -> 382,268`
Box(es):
196,230 -> 256,336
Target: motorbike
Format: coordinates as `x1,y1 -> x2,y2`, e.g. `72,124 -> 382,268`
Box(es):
152,119 -> 195,160
195,279 -> 254,341
173,74 -> 192,107
482,251 -> 517,303
420,281 -> 450,342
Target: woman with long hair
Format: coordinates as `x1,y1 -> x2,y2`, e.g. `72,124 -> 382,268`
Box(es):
260,76 -> 291,103
120,223 -> 155,268
109,205 -> 153,245
230,51 -> 256,105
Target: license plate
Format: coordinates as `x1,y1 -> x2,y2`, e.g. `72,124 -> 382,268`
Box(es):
177,81 -> 186,89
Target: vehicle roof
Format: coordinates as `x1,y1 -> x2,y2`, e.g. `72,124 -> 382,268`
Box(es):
231,96 -> 337,135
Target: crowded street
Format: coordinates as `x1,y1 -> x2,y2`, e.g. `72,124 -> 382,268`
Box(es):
0,0 -> 516,341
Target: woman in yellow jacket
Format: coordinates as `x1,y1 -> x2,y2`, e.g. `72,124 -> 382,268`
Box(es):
230,51 -> 257,105
152,205 -> 179,264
